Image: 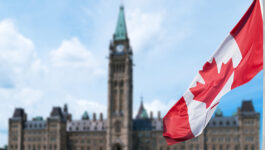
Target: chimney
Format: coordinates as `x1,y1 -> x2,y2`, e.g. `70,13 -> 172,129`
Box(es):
93,113 -> 96,121
158,111 -> 161,120
150,111 -> 153,119
100,113 -> 103,121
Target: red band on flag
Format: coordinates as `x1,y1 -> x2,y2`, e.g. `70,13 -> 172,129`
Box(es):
231,0 -> 263,89
163,0 -> 263,145
163,97 -> 194,145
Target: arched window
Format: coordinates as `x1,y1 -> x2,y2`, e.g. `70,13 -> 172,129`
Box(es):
245,145 -> 248,150
112,144 -> 122,150
251,145 -> 255,150
115,121 -> 121,133
119,80 -> 123,87
226,145 -> 230,150
212,145 -> 216,150
190,145 -> 193,150
119,89 -> 123,112
219,145 -> 223,150
226,121 -> 230,125
112,89 -> 117,112
235,145 -> 239,150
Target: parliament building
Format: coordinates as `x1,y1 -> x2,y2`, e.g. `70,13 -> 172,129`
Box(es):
8,6 -> 260,150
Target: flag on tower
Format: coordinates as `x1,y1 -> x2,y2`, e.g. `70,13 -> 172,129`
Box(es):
163,0 -> 263,145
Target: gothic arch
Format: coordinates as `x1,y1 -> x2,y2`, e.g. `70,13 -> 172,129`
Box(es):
114,121 -> 121,133
112,144 -> 122,150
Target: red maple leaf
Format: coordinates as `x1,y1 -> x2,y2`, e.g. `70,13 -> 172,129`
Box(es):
190,58 -> 234,109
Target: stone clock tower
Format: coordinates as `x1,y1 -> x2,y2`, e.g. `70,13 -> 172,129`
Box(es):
106,5 -> 133,150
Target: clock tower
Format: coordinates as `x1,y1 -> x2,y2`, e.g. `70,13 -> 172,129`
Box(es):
106,5 -> 133,150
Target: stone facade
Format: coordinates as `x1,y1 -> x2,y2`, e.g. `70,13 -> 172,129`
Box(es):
8,100 -> 260,150
8,5 -> 260,150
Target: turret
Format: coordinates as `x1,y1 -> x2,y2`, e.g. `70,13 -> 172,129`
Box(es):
47,107 -> 67,150
8,108 -> 27,150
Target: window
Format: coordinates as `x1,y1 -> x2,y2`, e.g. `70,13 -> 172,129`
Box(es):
195,145 -> 199,150
226,121 -> 230,126
225,137 -> 230,142
115,121 -> 121,133
251,145 -> 255,150
181,146 -> 185,150
245,145 -> 248,150
114,80 -> 117,87
190,145 -> 193,150
226,145 -> 230,150
212,137 -> 216,142
218,137 -> 224,142
119,89 -> 123,112
119,80 -> 123,87
212,145 -> 216,150
219,145 -> 223,150
235,145 -> 239,150
50,137 -> 56,142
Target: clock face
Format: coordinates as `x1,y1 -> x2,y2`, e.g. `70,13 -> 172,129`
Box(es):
116,44 -> 124,53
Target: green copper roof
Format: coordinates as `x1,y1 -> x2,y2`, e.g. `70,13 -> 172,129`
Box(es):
140,108 -> 148,119
136,99 -> 149,119
82,111 -> 89,120
215,108 -> 223,117
114,6 -> 127,41
33,116 -> 43,121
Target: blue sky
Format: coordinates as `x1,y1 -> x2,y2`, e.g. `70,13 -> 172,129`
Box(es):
0,0 -> 262,147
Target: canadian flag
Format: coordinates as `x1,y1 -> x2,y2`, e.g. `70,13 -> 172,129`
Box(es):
163,0 -> 263,145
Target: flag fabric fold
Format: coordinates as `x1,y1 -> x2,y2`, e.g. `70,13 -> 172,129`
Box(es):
163,0 -> 263,145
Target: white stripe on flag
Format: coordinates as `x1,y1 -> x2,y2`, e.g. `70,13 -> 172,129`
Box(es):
183,35 -> 241,137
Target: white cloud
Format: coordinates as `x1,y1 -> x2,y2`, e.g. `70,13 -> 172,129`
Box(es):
50,37 -> 105,75
15,88 -> 43,106
0,87 -> 43,132
0,19 -> 35,68
143,99 -> 177,117
0,132 -> 7,147
66,96 -> 107,120
30,59 -> 49,74
0,19 -> 48,90
127,9 -> 164,53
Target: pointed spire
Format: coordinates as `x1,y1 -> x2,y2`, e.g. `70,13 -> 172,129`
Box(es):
114,5 -> 128,41
140,95 -> 144,107
136,96 -> 148,119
